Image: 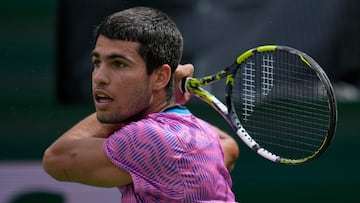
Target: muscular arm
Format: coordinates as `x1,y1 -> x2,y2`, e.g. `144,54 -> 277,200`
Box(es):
215,127 -> 239,172
42,113 -> 132,187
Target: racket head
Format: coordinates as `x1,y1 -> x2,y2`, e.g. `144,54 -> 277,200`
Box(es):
226,45 -> 337,164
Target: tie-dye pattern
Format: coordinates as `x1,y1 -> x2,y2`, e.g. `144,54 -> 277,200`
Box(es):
103,111 -> 235,202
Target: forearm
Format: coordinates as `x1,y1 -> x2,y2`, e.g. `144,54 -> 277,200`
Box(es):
62,113 -> 123,139
215,127 -> 240,172
43,113 -> 123,181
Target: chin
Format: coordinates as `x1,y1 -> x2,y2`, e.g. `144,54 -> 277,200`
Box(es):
96,111 -> 125,124
96,112 -> 112,123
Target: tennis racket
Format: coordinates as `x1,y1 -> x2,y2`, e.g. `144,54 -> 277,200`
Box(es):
180,45 -> 337,165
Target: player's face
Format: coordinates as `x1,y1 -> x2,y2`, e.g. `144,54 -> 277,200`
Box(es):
91,35 -> 153,123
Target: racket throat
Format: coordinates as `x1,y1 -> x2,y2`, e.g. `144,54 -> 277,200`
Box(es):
236,127 -> 281,163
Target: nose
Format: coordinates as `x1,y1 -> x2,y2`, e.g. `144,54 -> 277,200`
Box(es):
92,65 -> 110,85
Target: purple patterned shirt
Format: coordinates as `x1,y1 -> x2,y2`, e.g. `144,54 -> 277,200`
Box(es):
103,107 -> 235,202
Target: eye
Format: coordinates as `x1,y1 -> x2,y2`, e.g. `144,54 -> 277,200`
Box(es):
111,60 -> 127,69
92,57 -> 101,69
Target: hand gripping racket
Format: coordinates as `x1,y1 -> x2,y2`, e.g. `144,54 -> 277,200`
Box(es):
180,45 -> 337,165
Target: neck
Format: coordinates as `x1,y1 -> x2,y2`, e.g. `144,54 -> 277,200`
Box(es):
148,87 -> 177,113
152,98 -> 177,114
133,92 -> 176,121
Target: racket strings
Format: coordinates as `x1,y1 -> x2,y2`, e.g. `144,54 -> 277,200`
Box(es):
233,50 -> 330,159
261,53 -> 274,96
260,99 -> 330,127
242,61 -> 256,121
250,106 -> 329,135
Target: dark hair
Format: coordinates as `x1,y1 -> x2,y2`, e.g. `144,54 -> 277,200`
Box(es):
94,7 -> 183,99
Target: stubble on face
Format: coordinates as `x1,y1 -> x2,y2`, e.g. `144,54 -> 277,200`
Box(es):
92,36 -> 153,124
96,78 -> 152,124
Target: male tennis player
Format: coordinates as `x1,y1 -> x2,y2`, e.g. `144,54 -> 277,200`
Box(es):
43,6 -> 239,202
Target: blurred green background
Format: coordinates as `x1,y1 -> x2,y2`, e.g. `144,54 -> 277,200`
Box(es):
1,0 -> 359,202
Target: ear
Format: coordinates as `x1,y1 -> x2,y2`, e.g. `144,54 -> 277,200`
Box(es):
151,64 -> 172,91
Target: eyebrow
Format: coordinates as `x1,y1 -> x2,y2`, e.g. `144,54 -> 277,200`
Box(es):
91,51 -> 133,63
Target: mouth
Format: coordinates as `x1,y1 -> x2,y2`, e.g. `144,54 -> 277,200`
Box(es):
93,89 -> 114,107
95,93 -> 114,103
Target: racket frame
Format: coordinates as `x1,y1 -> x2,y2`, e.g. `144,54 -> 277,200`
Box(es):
181,45 -> 337,165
